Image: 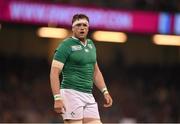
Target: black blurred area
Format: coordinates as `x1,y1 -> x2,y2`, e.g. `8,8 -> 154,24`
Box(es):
0,56 -> 60,122
0,55 -> 180,123
0,24 -> 180,122
1,0 -> 180,122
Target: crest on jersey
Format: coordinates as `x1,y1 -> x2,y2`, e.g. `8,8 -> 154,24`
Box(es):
87,44 -> 93,49
85,49 -> 89,52
71,45 -> 82,51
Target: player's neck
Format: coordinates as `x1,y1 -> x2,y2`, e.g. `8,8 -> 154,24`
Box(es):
72,36 -> 87,45
79,38 -> 86,43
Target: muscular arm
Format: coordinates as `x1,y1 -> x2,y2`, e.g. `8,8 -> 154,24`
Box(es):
93,62 -> 107,91
50,60 -> 64,95
50,60 -> 66,113
93,62 -> 113,107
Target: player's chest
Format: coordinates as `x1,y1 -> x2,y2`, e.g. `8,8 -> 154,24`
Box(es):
69,44 -> 96,64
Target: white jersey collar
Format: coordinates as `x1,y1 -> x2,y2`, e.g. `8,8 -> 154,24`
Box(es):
72,36 -> 87,47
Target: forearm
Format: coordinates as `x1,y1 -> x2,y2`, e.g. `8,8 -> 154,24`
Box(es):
50,60 -> 66,113
94,63 -> 108,93
50,67 -> 61,96
50,67 -> 61,95
94,69 -> 106,91
50,60 -> 64,97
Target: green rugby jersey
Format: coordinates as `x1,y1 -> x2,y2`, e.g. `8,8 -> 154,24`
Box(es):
53,37 -> 96,93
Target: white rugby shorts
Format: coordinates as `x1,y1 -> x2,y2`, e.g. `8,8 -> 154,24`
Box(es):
60,89 -> 100,120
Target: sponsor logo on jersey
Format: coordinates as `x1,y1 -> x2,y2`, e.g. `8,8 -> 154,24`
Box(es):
71,45 -> 82,51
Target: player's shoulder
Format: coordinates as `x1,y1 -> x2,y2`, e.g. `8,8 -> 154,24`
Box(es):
58,37 -> 75,47
62,37 -> 74,44
87,38 -> 95,44
55,38 -> 72,50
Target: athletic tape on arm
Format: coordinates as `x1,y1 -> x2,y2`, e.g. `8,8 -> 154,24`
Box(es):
52,60 -> 64,70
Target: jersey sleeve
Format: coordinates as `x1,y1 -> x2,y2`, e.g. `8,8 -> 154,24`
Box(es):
53,42 -> 71,64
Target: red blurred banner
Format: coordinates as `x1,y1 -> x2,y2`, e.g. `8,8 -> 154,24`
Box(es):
0,0 -> 175,34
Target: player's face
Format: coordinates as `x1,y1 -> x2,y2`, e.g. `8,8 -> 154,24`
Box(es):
72,21 -> 89,40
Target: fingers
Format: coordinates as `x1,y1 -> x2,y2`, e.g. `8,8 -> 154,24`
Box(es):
63,105 -> 66,112
104,95 -> 113,107
104,101 -> 110,107
54,107 -> 64,114
54,101 -> 66,114
104,101 -> 112,107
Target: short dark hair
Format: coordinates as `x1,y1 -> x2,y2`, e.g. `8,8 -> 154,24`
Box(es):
72,14 -> 89,24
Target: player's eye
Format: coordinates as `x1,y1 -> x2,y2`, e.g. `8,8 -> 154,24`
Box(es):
76,23 -> 88,27
82,24 -> 87,27
76,24 -> 81,27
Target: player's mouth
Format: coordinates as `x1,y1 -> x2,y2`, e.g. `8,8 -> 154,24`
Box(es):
80,31 -> 85,34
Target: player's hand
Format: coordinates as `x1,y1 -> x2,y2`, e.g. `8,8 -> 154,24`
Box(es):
54,100 -> 66,114
103,93 -> 113,107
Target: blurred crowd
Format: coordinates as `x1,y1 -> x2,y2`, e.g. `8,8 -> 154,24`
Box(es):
0,55 -> 60,122
1,0 -> 180,123
13,0 -> 180,12
0,55 -> 180,123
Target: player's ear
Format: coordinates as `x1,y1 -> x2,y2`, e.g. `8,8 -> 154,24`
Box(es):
72,26 -> 75,32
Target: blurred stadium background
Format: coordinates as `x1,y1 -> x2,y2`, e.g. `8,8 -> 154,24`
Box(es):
1,0 -> 180,123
